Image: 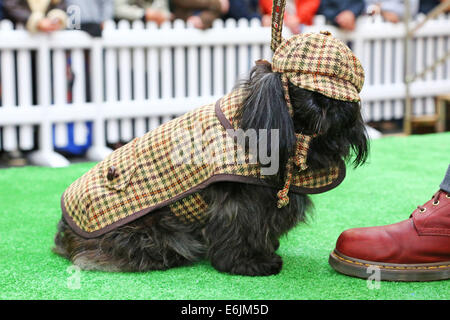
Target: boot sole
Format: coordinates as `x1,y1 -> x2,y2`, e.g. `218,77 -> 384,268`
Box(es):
329,250 -> 450,282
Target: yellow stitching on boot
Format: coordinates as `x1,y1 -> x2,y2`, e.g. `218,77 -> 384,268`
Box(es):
333,252 -> 450,270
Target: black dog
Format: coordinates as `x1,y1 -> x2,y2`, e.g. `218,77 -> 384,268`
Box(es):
53,63 -> 368,276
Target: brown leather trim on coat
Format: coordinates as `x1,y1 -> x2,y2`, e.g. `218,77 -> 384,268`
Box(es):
62,159 -> 346,239
214,98 -> 235,130
214,97 -> 347,194
59,172 -> 293,238
62,98 -> 346,239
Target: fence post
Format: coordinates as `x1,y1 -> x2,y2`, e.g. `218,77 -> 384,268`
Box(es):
403,0 -> 413,135
15,24 -> 34,150
103,20 -> 120,144
212,19 -> 225,96
28,34 -> 70,167
132,20 -> 147,137
145,21 -> 161,130
0,20 -> 17,152
86,37 -> 113,161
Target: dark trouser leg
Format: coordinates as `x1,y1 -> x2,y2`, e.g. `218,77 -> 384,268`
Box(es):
439,164 -> 450,193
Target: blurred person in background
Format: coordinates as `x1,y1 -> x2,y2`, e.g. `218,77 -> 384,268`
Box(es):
114,0 -> 171,25
67,0 -> 113,36
0,0 -> 4,20
3,0 -> 67,32
317,0 -> 365,31
260,0 -> 320,34
419,0 -> 450,14
222,0 -> 260,21
171,0 -> 229,29
365,0 -> 419,23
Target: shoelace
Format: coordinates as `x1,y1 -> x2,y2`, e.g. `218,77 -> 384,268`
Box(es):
416,190 -> 450,213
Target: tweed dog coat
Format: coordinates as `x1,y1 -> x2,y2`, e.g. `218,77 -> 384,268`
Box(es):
62,87 -> 346,238
62,3 -> 364,238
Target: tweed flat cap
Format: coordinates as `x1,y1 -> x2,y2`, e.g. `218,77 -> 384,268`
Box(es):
272,31 -> 365,103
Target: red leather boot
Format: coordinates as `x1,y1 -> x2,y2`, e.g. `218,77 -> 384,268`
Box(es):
329,189 -> 450,281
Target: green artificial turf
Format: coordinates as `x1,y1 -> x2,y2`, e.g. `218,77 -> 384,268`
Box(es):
0,133 -> 449,300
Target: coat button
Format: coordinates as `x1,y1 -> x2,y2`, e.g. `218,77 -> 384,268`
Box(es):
107,166 -> 118,181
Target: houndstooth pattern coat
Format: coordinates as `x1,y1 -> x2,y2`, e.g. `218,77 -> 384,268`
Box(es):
61,88 -> 345,238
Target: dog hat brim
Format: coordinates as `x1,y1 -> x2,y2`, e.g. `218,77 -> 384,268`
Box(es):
272,32 -> 365,103
285,71 -> 361,102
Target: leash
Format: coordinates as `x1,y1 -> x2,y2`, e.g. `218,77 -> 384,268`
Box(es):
271,0 -> 286,52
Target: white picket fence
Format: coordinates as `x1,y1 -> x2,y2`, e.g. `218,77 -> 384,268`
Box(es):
0,14 -> 449,166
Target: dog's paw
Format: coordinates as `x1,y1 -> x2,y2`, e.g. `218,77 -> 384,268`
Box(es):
228,254 -> 283,276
